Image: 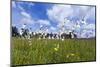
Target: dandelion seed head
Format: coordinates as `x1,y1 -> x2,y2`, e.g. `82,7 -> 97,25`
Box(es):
62,39 -> 64,41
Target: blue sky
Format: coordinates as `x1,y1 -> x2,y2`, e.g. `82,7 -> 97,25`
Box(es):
12,1 -> 96,38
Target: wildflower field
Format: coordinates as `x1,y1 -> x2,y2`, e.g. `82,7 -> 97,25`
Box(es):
12,37 -> 96,66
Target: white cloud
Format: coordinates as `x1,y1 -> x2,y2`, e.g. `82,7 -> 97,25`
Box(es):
50,26 -> 56,31
80,23 -> 95,38
17,2 -> 35,11
28,2 -> 35,6
20,17 -> 34,24
47,5 -> 92,22
21,11 -> 31,18
47,5 -> 90,29
20,17 -> 51,26
83,23 -> 95,30
47,4 -> 73,23
84,7 -> 95,22
37,20 -> 51,26
49,26 -> 57,33
18,5 -> 25,11
46,5 -> 95,38
20,10 -> 51,26
63,19 -> 74,29
81,29 -> 95,38
47,4 -> 95,24
47,4 -> 75,33
18,2 -> 35,24
12,1 -> 25,11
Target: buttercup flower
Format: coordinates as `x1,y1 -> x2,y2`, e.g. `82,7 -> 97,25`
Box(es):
54,48 -> 58,51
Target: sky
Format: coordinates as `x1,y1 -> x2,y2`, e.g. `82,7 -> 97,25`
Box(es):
12,1 -> 96,38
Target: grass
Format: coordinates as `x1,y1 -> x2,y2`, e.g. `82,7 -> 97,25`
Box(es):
11,37 -> 96,66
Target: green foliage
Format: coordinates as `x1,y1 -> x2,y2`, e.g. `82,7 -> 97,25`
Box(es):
12,37 -> 96,65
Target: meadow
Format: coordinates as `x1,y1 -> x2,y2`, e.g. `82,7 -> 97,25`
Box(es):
11,37 -> 96,66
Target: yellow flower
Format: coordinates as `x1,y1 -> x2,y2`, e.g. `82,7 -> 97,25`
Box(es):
71,53 -> 75,56
54,48 -> 58,51
66,55 -> 69,58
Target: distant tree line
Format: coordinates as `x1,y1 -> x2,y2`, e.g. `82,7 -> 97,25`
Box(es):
12,26 -> 77,39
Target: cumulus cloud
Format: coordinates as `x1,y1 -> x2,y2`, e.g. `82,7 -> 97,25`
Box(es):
20,9 -> 51,26
50,26 -> 56,31
71,6 -> 92,20
47,4 -> 95,23
46,4 -> 95,38
80,29 -> 95,38
47,4 -> 73,23
20,17 -> 34,24
79,23 -> 95,38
